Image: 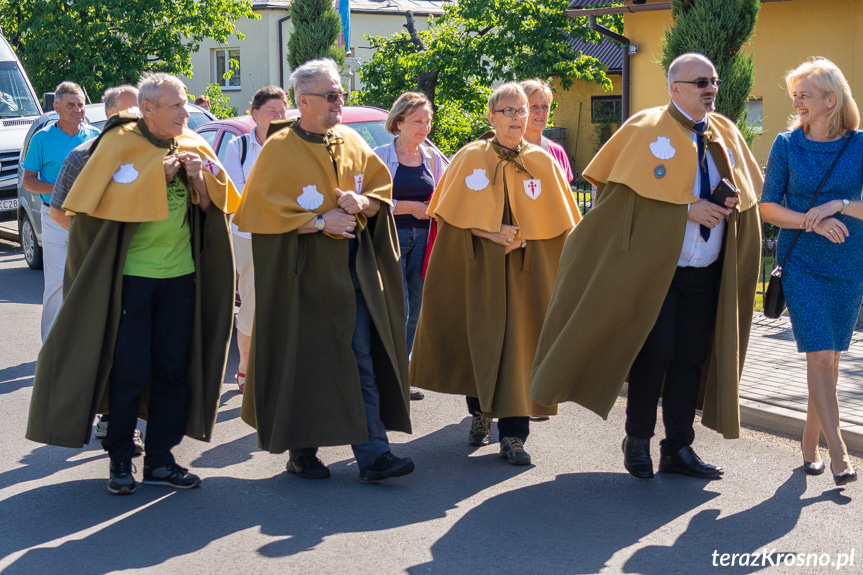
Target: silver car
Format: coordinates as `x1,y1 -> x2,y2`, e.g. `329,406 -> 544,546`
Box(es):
16,102 -> 215,269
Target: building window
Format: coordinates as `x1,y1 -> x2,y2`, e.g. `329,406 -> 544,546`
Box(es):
213,48 -> 241,90
591,96 -> 621,123
746,98 -> 763,134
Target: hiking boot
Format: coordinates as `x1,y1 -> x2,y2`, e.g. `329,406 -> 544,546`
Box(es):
142,462 -> 201,489
469,412 -> 491,446
107,461 -> 136,495
499,437 -> 531,466
359,451 -> 415,481
94,415 -> 109,438
133,429 -> 145,457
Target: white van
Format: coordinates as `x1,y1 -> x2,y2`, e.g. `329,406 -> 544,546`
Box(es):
0,32 -> 42,224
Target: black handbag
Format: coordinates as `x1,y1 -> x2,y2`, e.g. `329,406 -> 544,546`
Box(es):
763,132 -> 854,318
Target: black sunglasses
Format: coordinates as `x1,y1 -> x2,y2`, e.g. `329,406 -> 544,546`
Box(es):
307,92 -> 348,103
675,78 -> 722,89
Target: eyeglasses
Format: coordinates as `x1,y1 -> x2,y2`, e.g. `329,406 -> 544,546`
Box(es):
307,92 -> 348,103
675,78 -> 722,89
529,104 -> 550,114
494,107 -> 529,118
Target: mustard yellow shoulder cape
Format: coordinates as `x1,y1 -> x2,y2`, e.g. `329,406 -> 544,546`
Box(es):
63,121 -> 240,221
233,122 -> 392,236
429,135 -> 580,239
584,104 -> 761,211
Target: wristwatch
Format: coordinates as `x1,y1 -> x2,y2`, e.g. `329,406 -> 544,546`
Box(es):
841,199 -> 850,214
314,214 -> 326,232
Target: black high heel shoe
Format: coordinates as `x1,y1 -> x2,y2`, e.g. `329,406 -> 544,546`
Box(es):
832,464 -> 858,487
801,441 -> 825,475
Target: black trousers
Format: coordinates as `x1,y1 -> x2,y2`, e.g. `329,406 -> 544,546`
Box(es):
466,397 -> 530,443
102,273 -> 196,468
625,261 -> 721,457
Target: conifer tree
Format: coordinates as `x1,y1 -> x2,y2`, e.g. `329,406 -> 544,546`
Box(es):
659,0 -> 760,127
286,0 -> 346,71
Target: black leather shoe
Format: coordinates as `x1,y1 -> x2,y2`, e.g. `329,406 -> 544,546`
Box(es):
359,452 -> 415,481
286,456 -> 331,479
801,440 -> 825,475
803,459 -> 825,475
622,436 -> 654,479
832,464 -> 857,486
659,446 -> 723,479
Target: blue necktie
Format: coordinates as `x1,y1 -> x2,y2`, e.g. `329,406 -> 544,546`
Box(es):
693,121 -> 711,241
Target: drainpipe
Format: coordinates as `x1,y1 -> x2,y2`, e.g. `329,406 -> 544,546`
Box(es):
588,15 -> 630,123
278,14 -> 291,89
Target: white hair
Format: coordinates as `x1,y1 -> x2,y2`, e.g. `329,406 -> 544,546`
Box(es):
102,85 -> 138,116
137,73 -> 186,107
290,58 -> 341,96
667,53 -> 716,92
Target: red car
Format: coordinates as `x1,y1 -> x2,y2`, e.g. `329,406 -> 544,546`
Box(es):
195,105 -> 446,165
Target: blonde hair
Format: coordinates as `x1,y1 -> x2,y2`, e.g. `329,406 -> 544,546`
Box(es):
519,79 -> 553,103
385,92 -> 432,135
786,57 -> 859,138
487,82 -> 528,115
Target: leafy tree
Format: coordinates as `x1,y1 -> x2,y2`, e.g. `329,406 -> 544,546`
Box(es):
286,0 -> 345,71
659,0 -> 760,140
193,83 -> 238,119
0,0 -> 256,99
356,0 -> 619,155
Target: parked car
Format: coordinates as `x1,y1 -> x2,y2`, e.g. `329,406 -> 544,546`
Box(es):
16,102 -> 215,269
0,32 -> 43,225
194,105 -> 447,169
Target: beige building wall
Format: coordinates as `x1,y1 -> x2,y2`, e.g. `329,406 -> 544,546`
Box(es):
181,10 -> 434,114
553,76 -> 623,178
624,0 -> 863,164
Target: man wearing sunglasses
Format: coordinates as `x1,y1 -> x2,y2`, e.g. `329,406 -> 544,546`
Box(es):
531,53 -> 763,480
234,58 -> 415,482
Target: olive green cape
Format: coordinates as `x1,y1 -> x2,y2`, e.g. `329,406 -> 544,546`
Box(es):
26,202 -> 236,447
528,182 -> 761,438
410,220 -> 567,418
240,207 -> 412,452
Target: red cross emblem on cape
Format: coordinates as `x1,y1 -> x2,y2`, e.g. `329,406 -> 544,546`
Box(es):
203,158 -> 220,177
523,178 -> 541,200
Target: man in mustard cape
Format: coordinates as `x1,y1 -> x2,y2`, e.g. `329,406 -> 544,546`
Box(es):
410,82 -> 580,466
234,58 -> 414,482
27,74 -> 240,495
530,54 -> 762,479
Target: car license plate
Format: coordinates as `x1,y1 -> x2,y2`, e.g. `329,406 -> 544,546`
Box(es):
0,198 -> 18,212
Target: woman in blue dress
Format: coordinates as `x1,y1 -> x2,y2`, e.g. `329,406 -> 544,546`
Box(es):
761,58 -> 862,486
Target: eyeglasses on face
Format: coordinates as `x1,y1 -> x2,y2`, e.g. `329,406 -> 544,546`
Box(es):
307,92 -> 348,103
529,104 -> 550,114
675,78 -> 722,89
494,107 -> 529,118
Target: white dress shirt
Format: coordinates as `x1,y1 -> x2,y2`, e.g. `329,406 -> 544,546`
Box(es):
673,102 -> 725,268
223,132 -> 263,240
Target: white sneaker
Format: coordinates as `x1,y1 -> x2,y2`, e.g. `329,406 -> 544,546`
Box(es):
94,415 -> 109,438
133,429 -> 145,456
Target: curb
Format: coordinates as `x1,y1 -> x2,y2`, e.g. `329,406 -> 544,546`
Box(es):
740,397 -> 863,454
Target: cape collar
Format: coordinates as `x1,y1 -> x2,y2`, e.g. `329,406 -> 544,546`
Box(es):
479,130 -> 534,184
137,119 -> 178,152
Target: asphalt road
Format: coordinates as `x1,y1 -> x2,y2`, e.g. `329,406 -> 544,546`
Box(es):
1,237 -> 861,575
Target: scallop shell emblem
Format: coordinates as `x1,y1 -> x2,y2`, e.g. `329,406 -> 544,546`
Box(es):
726,148 -> 736,168
112,163 -> 139,184
465,169 -> 489,191
649,136 -> 676,160
297,185 -> 325,211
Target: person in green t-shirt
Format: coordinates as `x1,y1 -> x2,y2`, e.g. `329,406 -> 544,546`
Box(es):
99,74 -> 214,495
